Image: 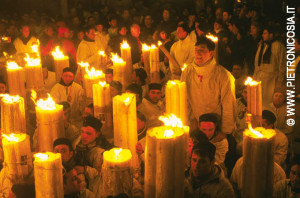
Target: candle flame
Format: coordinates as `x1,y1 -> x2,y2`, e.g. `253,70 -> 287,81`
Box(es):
181,64 -> 187,71
52,46 -> 67,59
85,66 -> 104,78
36,94 -> 56,110
121,40 -> 130,49
99,81 -> 107,86
2,134 -> 19,142
124,97 -> 130,106
31,40 -> 40,54
78,61 -> 89,68
24,53 -> 41,66
163,129 -> 174,137
206,33 -> 218,42
35,153 -> 49,160
151,44 -> 157,49
0,94 -> 20,103
142,44 -> 150,51
244,77 -> 259,86
98,51 -> 106,56
114,148 -> 122,157
158,41 -> 162,46
111,53 -> 124,64
248,123 -> 263,138
7,61 -> 22,70
159,114 -> 183,128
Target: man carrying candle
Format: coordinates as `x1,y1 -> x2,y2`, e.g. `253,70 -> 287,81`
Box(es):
76,27 -> 100,67
181,36 -> 236,142
138,83 -> 165,128
105,68 -> 113,84
51,67 -> 85,128
184,141 -> 235,198
169,23 -> 195,79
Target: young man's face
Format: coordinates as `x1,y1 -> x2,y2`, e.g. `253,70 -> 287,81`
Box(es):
0,83 -> 6,94
131,25 -> 140,38
105,74 -> 113,83
199,121 -> 216,139
273,92 -> 284,107
21,26 -> 30,38
54,144 -> 73,163
85,29 -> 95,40
81,126 -> 99,145
242,87 -> 247,101
191,152 -> 213,177
62,72 -> 74,85
176,27 -> 187,40
63,108 -> 71,122
162,10 -> 170,21
262,118 -> 272,129
195,44 -> 214,66
290,164 -> 300,191
148,89 -> 161,103
262,30 -> 272,42
83,107 -> 94,118
232,65 -> 242,79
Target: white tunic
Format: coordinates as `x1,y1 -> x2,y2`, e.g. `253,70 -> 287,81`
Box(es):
181,58 -> 236,134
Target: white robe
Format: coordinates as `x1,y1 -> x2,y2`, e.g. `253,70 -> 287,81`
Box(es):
50,82 -> 85,126
77,39 -> 100,68
181,59 -> 236,134
169,35 -> 195,79
95,31 -> 109,52
254,40 -> 286,106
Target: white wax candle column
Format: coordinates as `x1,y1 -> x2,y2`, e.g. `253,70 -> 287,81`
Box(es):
6,62 -> 26,98
52,46 -> 69,83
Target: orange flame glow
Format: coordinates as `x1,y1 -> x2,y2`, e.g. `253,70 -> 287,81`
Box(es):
142,44 -> 150,51
52,46 -> 67,60
206,33 -> 218,42
24,53 -> 41,66
181,64 -> 187,71
34,153 -> 49,160
121,40 -> 130,49
159,114 -> 183,128
98,51 -> 106,56
247,123 -> 263,138
0,94 -> 20,103
244,77 -> 259,86
111,53 -> 124,64
7,61 -> 22,70
36,94 -> 56,110
85,67 -> 104,78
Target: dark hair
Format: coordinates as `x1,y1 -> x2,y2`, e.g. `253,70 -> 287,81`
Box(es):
177,22 -> 189,33
190,129 -> 209,144
11,183 -> 35,198
84,26 -> 95,33
134,68 -> 147,85
53,138 -> 73,151
0,78 -> 6,86
87,103 -> 94,109
58,101 -> 71,111
195,37 -> 215,51
105,68 -> 113,75
199,113 -> 219,127
287,160 -> 300,177
110,81 -> 123,93
262,110 -> 276,126
126,83 -> 143,102
83,115 -> 103,132
192,141 -> 216,161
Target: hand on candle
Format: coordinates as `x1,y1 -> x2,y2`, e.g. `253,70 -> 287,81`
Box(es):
172,67 -> 182,76
136,142 -> 144,155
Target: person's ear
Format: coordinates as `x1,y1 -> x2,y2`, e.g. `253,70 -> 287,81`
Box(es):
70,151 -> 74,158
209,51 -> 214,58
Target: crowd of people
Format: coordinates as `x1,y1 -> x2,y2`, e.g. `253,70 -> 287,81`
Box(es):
0,0 -> 299,197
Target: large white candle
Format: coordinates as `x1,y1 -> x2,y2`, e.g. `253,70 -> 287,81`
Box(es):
34,152 -> 64,198
165,80 -> 187,125
142,44 -> 151,80
206,33 -> 219,64
2,133 -> 32,183
102,148 -> 132,197
93,81 -> 112,127
35,94 -> 65,152
6,61 -> 26,98
52,46 -> 69,82
1,94 -> 26,134
145,125 -> 185,198
150,44 -> 160,83
120,41 -> 132,89
242,124 -> 276,198
24,54 -> 44,90
83,66 -> 105,100
113,93 -> 138,168
111,54 -> 126,90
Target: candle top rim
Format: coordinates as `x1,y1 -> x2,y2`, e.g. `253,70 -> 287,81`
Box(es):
166,80 -> 186,86
148,126 -> 185,139
103,148 -> 132,164
113,93 -> 135,105
34,152 -> 61,161
244,127 -> 276,139
1,94 -> 22,103
2,133 -> 27,143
